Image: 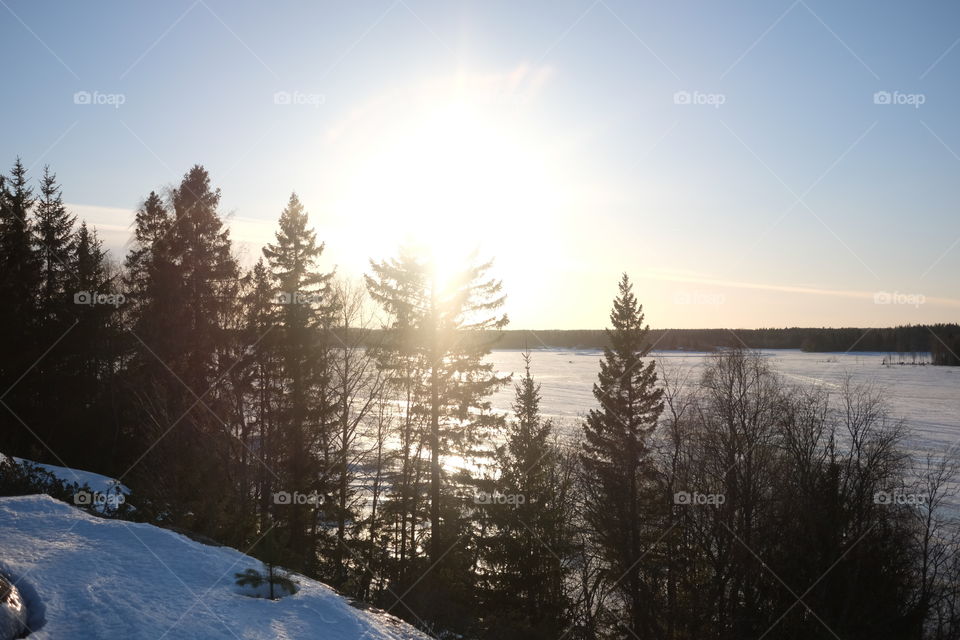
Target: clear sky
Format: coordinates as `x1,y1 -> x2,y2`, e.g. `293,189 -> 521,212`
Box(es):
2,0 -> 959,329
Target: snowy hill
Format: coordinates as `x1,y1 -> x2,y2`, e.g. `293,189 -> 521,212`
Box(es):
0,495 -> 430,639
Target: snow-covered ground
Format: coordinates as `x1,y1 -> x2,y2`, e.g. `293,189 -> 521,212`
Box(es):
1,452 -> 129,515
0,495 -> 429,640
8,457 -> 130,501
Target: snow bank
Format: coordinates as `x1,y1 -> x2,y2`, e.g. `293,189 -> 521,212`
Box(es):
2,453 -> 130,515
10,457 -> 130,499
0,495 -> 429,639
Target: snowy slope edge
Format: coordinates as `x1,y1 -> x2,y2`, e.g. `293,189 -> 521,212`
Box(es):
0,495 -> 430,640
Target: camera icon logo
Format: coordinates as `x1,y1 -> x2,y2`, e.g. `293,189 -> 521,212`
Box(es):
273,491 -> 292,505
273,91 -> 292,105
73,91 -> 92,105
73,490 -> 93,505
873,91 -> 891,105
673,91 -> 691,105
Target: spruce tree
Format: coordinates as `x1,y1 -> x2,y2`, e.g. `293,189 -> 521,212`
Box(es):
123,191 -> 183,369
580,273 -> 664,637
166,166 -> 239,388
34,166 -> 76,322
262,193 -> 334,573
122,167 -> 240,538
482,352 -> 575,639
0,159 -> 42,454
60,222 -> 122,463
243,258 -> 283,530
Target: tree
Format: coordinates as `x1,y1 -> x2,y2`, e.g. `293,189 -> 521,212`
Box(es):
123,191 -> 177,364
262,192 -> 335,573
580,273 -> 664,637
123,167 -> 241,539
34,166 -> 76,322
481,352 -> 576,639
58,222 -> 124,465
328,278 -> 384,586
366,245 -> 509,564
0,159 -> 42,455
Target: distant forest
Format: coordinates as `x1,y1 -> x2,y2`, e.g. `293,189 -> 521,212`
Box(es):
491,324 -> 960,364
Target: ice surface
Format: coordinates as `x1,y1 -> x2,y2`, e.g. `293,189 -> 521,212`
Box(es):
488,349 -> 960,454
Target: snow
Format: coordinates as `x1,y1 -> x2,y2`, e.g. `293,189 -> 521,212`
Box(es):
0,495 -> 430,640
488,349 -> 960,454
9,457 -> 130,500
3,454 -> 129,515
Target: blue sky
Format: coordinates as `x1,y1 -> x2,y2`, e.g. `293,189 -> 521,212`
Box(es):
2,0 -> 959,329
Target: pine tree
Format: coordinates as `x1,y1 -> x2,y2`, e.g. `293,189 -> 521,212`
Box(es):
34,166 -> 76,322
59,222 -> 123,463
482,352 -> 575,639
0,159 -> 42,454
166,166 -> 239,388
123,191 -> 179,364
122,167 -> 241,538
262,193 -> 335,573
243,258 -> 283,531
366,245 -> 509,565
580,273 -> 664,637
124,192 -> 171,305
70,222 -> 116,379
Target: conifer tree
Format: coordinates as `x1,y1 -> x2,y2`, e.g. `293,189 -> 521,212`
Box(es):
70,222 -> 116,377
0,159 -> 41,453
580,273 -> 664,637
166,166 -> 239,388
243,258 -> 283,530
123,167 -> 240,538
34,166 -> 76,322
366,245 -> 509,565
123,191 -> 178,364
262,193 -> 334,573
482,353 -> 575,639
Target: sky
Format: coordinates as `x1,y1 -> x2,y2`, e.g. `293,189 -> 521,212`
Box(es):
1,0 -> 959,329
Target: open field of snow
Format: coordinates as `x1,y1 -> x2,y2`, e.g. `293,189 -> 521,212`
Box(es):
0,495 -> 429,640
488,349 -> 960,454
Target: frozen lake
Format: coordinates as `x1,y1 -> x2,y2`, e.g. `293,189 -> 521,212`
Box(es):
488,349 -> 960,456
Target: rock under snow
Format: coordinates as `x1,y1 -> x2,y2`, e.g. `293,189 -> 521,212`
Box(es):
0,574 -> 27,640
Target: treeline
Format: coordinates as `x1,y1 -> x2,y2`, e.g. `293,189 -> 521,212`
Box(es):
493,325 -> 960,361
1,159 -> 960,639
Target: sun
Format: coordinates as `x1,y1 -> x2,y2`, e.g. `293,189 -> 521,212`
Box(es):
332,87 -> 562,290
